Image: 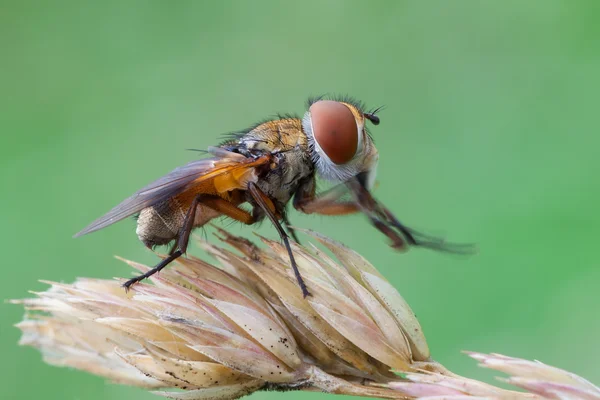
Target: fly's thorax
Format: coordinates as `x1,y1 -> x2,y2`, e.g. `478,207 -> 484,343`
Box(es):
253,145 -> 314,207
240,118 -> 309,154
223,117 -> 314,207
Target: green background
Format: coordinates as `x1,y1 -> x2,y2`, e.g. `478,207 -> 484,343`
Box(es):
2,1 -> 599,399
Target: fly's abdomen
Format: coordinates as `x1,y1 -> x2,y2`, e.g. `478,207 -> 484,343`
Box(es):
136,199 -> 185,248
136,198 -> 221,248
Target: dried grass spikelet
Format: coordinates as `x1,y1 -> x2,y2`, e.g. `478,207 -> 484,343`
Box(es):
391,352 -> 600,400
13,228 -> 600,399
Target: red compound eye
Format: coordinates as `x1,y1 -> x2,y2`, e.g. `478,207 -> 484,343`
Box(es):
309,100 -> 358,165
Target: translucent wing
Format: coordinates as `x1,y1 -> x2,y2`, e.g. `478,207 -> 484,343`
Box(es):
74,155 -> 266,237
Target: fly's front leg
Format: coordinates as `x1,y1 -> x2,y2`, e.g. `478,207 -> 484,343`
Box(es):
344,178 -> 411,250
292,177 -> 407,249
346,177 -> 476,254
293,178 -> 361,216
294,176 -> 474,254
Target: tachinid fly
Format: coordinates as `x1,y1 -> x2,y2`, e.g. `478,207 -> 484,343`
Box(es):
75,96 -> 474,297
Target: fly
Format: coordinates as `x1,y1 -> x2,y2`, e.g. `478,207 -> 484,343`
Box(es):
75,96 -> 474,297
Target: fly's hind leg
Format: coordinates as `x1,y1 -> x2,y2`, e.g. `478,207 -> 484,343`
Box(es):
123,195 -> 255,290
123,194 -> 205,289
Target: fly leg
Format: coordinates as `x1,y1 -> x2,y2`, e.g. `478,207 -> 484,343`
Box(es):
123,195 -> 256,289
294,180 -> 361,216
282,212 -> 301,244
380,205 -> 476,253
248,182 -> 311,298
293,177 -> 473,253
344,179 -> 410,250
293,178 -> 407,248
123,194 -> 206,289
346,178 -> 476,254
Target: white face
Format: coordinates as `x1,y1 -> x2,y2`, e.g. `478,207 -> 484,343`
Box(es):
302,99 -> 380,189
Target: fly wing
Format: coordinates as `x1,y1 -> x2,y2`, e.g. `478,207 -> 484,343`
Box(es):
74,155 -> 267,237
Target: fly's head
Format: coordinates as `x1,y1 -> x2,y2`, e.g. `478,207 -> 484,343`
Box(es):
302,97 -> 382,189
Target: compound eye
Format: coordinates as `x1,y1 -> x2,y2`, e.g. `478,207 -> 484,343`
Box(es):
309,100 -> 358,165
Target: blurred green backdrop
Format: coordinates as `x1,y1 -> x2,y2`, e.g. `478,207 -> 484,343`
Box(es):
2,1 -> 599,399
